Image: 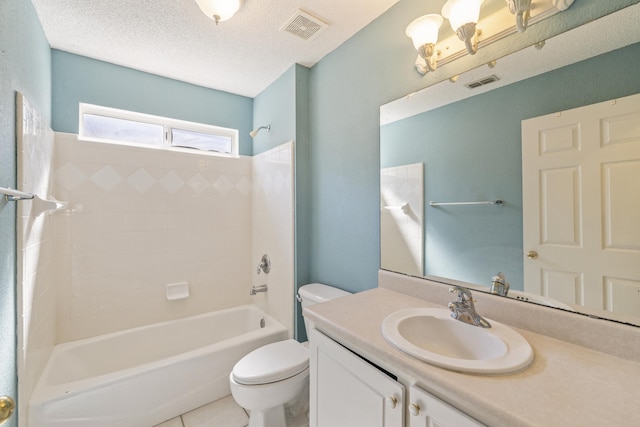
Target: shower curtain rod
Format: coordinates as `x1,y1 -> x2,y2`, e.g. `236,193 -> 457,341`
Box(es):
0,186 -> 35,201
1,186 -> 68,215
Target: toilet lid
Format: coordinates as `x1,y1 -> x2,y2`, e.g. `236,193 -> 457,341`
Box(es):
232,339 -> 309,385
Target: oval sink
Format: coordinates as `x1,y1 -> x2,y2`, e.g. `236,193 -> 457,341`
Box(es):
381,308 -> 533,374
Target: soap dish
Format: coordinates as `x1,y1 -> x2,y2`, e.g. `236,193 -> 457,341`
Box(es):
166,282 -> 189,300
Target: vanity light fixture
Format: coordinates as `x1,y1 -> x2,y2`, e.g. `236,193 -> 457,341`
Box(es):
195,0 -> 244,25
505,0 -> 532,32
406,14 -> 443,74
406,0 -> 575,76
442,0 -> 485,55
249,125 -> 270,138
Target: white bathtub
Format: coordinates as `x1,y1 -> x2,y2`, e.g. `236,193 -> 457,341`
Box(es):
29,305 -> 288,427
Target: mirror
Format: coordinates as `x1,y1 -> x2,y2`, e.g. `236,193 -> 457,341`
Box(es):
380,4 -> 640,326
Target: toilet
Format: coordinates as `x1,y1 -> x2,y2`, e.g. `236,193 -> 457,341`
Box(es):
229,283 -> 351,427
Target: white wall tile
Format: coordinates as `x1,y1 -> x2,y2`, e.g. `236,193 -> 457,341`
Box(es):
251,141 -> 295,337
15,94 -> 58,417
380,163 -> 424,277
158,171 -> 184,193
52,133 -> 255,342
55,162 -> 87,190
91,165 -> 124,191
128,168 -> 157,193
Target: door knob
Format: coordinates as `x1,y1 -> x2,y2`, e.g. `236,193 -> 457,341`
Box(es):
0,396 -> 15,426
526,250 -> 538,259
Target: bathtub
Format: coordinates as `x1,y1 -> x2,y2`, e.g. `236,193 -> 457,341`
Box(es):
29,305 -> 288,427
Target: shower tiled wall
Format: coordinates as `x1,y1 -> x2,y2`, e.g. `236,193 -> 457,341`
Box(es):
251,142 -> 295,336
52,133 -> 254,342
16,93 -> 58,417
380,163 -> 424,276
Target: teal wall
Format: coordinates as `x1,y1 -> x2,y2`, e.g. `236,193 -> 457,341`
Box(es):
381,42 -> 640,290
293,65 -> 311,340
252,64 -> 312,340
252,65 -> 297,154
0,0 -> 52,424
307,0 -> 640,294
51,50 -> 254,156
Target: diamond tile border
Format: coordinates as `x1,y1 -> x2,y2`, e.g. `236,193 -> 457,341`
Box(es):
91,165 -> 124,192
128,168 -> 156,193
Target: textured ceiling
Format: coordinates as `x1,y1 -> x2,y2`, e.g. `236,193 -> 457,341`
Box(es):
30,0 -> 400,98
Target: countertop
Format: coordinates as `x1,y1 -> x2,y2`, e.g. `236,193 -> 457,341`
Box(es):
304,287 -> 640,427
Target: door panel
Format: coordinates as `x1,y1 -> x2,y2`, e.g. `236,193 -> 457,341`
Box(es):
541,269 -> 583,305
602,160 -> 640,250
309,329 -> 404,427
604,276 -> 640,316
522,93 -> 640,317
540,167 -> 581,246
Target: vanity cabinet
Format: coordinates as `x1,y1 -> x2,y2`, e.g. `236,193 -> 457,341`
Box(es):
309,328 -> 404,427
309,328 -> 485,427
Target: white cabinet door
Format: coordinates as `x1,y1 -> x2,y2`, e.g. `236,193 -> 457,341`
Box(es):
522,93 -> 640,315
407,385 -> 485,427
309,329 -> 404,427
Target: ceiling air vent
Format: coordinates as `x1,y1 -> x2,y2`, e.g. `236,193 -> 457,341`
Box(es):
280,9 -> 328,41
465,75 -> 500,89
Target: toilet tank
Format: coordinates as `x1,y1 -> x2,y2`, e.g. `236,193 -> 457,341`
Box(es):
298,283 -> 351,337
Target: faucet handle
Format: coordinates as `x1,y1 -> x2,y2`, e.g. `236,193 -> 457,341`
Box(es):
449,286 -> 472,301
491,272 -> 506,285
256,254 -> 271,275
448,301 -> 465,311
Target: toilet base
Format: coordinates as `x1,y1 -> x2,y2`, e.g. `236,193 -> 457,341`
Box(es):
248,406 -> 286,427
246,405 -> 308,427
244,387 -> 308,427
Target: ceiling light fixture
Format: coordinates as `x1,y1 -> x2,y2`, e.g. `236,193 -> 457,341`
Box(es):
406,0 -> 575,76
196,0 -> 244,25
249,125 -> 270,138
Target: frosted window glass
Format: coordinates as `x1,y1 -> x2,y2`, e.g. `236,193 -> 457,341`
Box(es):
83,114 -> 164,146
79,103 -> 239,157
172,128 -> 233,154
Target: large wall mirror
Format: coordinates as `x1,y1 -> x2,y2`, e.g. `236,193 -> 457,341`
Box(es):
380,4 -> 640,327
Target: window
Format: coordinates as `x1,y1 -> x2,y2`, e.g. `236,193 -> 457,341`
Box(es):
79,103 -> 239,157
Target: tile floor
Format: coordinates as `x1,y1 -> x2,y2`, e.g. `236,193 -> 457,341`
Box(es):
153,395 -> 249,427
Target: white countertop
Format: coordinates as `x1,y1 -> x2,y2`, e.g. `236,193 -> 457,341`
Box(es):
304,287 -> 640,427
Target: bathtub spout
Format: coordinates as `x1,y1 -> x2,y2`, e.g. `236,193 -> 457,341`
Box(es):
250,284 -> 268,295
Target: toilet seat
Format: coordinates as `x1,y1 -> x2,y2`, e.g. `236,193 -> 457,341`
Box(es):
232,339 -> 309,385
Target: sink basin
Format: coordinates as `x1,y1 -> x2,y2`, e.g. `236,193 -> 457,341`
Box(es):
381,308 -> 533,374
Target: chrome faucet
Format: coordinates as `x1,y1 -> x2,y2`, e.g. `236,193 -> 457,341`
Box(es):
256,254 -> 271,275
490,272 -> 510,296
448,287 -> 491,328
250,284 -> 268,295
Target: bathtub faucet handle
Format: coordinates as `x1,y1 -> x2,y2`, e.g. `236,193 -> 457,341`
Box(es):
256,254 -> 271,275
